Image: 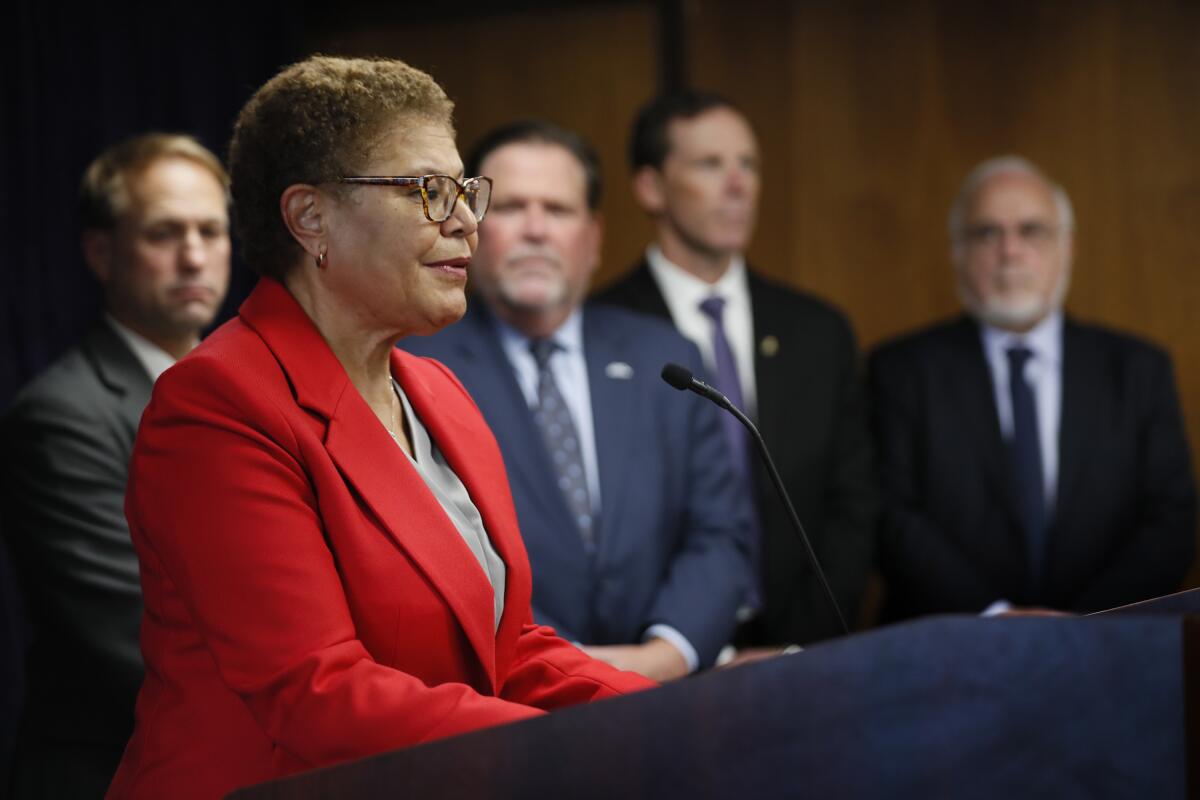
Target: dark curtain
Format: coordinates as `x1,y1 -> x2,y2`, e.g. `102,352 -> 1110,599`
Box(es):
2,3 -> 306,793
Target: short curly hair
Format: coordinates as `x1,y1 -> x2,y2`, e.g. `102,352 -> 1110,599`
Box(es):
228,55 -> 455,281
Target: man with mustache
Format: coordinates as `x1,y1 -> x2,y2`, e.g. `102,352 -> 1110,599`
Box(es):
598,92 -> 876,649
868,156 -> 1195,620
402,120 -> 752,681
1,133 -> 231,797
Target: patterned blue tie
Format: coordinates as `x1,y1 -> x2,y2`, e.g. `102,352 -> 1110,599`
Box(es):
530,338 -> 595,554
1007,346 -> 1047,590
698,296 -> 762,607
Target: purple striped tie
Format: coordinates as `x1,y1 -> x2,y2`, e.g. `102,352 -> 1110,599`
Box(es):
699,295 -> 762,608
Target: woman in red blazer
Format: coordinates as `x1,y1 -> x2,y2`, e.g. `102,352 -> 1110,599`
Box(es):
106,56 -> 653,800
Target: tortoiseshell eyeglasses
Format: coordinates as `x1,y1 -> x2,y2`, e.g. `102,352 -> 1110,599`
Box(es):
337,174 -> 493,223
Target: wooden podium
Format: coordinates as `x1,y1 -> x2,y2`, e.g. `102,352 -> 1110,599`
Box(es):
232,590 -> 1200,799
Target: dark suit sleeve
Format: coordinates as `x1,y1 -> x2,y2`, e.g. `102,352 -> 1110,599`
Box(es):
869,348 -> 1003,612
642,347 -> 753,667
1,390 -> 143,689
1071,350 -> 1196,610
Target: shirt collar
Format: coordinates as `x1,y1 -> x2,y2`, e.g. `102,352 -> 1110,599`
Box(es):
494,306 -> 586,363
645,244 -> 749,307
105,314 -> 180,382
979,309 -> 1063,366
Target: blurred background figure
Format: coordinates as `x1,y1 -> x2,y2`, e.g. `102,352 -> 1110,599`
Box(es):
403,120 -> 752,681
2,133 -> 232,799
869,156 -> 1196,620
599,91 -> 876,647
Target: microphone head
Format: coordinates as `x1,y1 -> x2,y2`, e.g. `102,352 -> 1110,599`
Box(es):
661,363 -> 693,391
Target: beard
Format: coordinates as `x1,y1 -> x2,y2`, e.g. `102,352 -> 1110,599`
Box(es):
958,261 -> 1071,331
490,245 -> 572,313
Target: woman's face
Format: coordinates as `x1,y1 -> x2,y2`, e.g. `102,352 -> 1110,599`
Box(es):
321,120 -> 477,337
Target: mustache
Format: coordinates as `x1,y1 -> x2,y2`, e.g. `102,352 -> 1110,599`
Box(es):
502,245 -> 564,270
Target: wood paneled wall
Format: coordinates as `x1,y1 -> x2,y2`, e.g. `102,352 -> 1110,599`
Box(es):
321,0 -> 1200,583
687,0 -> 1200,582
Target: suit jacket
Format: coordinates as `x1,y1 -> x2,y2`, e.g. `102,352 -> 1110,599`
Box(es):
1,320 -> 150,794
400,301 -> 753,667
868,315 -> 1197,619
596,262 -> 877,645
106,279 -> 651,800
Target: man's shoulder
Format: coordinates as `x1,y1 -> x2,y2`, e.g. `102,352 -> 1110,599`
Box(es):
4,335 -> 112,424
585,301 -> 701,359
1065,317 -> 1172,364
870,316 -> 975,365
592,261 -> 661,309
746,269 -> 854,335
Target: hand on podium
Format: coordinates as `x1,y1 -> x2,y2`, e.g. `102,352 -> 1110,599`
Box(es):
996,606 -> 1074,618
583,638 -> 689,682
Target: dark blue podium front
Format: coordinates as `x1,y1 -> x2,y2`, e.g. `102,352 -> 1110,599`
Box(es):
232,614 -> 1191,799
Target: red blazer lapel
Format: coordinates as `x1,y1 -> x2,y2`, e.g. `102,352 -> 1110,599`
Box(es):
239,279 -> 501,687
397,351 -> 534,678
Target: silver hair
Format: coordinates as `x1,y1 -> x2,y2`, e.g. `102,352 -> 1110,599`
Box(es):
947,155 -> 1075,243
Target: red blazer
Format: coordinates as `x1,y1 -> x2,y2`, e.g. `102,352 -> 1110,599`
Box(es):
107,279 -> 653,799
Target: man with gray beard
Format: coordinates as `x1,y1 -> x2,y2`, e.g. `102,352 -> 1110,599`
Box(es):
869,156 -> 1195,620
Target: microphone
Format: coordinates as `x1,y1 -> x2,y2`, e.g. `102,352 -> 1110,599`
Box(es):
661,362 -> 849,636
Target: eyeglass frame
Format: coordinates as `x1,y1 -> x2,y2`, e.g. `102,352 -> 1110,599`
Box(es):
336,174 -> 494,223
959,220 -> 1062,251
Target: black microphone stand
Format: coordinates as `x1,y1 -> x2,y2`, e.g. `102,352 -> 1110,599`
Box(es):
662,364 -> 849,636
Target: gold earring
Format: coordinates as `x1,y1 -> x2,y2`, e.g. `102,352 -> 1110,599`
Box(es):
314,248 -> 327,269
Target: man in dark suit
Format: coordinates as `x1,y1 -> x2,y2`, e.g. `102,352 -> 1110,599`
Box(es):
402,121 -> 752,682
597,92 -> 876,647
2,133 -> 231,797
869,156 -> 1196,620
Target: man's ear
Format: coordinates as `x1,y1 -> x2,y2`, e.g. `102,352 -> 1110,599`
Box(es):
631,166 -> 666,215
280,184 -> 328,259
82,230 -> 114,284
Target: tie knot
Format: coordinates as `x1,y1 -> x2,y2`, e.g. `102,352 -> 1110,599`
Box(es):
1006,345 -> 1033,370
529,337 -> 560,369
699,295 -> 727,321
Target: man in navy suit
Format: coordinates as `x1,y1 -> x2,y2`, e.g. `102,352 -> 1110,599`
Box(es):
869,156 -> 1196,620
401,121 -> 753,681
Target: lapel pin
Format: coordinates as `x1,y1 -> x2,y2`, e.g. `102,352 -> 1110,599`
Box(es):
605,361 -> 634,380
760,335 -> 780,358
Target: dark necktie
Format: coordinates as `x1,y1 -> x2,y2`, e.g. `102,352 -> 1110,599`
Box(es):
698,296 -> 762,607
1007,346 -> 1047,589
529,338 -> 595,554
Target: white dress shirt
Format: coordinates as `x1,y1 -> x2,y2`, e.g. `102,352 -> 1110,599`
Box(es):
645,246 -> 758,417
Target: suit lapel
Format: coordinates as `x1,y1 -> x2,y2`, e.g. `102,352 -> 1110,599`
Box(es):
747,272 -> 787,432
84,321 -> 155,442
240,279 -> 500,686
582,306 -> 637,559
945,317 -> 1025,535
